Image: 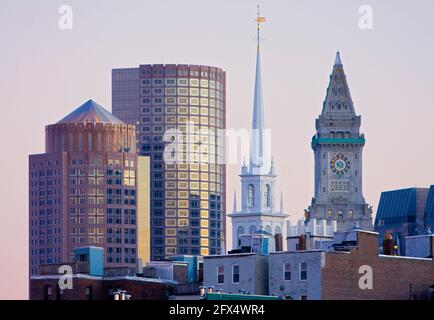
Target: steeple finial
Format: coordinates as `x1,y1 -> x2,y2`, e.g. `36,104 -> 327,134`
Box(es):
255,5 -> 266,51
334,51 -> 343,67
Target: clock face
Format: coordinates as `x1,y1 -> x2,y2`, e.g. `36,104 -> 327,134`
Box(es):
330,154 -> 351,176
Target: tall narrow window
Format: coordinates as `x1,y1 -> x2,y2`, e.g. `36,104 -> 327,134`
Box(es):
88,133 -> 92,151
69,133 -> 74,152
236,226 -> 245,246
232,265 -> 240,283
265,184 -> 271,207
249,225 -> 257,234
284,263 -> 291,281
248,184 -> 254,207
44,285 -> 53,300
217,265 -> 224,284
78,133 -> 83,151
97,133 -> 102,151
85,285 -> 93,300
300,262 -> 307,281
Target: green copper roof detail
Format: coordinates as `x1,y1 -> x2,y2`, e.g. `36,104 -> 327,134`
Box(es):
311,136 -> 366,147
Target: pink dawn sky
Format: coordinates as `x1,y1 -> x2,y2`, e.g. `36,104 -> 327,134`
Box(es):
0,0 -> 433,299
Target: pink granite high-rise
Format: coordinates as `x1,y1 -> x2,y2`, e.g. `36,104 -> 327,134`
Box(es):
29,100 -> 150,276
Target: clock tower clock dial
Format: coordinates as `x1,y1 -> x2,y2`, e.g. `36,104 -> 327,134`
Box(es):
330,154 -> 351,176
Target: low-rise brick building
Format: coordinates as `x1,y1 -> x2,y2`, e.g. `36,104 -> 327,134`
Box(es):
205,229 -> 434,300
30,246 -> 176,300
269,229 -> 434,300
30,274 -> 175,300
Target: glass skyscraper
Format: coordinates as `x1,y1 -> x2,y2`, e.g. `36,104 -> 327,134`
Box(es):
112,64 -> 226,260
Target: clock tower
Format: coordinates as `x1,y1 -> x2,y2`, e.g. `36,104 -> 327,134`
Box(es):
307,52 -> 373,231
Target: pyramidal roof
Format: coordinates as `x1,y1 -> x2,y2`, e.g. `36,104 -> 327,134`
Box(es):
321,51 -> 357,117
57,100 -> 123,124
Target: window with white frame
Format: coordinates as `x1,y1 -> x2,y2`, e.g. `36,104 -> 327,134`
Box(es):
232,265 -> 240,283
217,265 -> 224,284
300,262 -> 307,281
283,263 -> 291,281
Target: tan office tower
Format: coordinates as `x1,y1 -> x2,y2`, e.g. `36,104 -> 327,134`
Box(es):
29,100 -> 150,276
113,65 -> 226,260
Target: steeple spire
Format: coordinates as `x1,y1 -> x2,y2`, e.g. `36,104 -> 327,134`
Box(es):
250,6 -> 268,174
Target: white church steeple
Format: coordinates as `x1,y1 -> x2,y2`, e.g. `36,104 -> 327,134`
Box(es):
228,6 -> 289,251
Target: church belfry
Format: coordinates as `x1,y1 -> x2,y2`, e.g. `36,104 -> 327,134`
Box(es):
229,7 -> 289,250
307,52 -> 373,231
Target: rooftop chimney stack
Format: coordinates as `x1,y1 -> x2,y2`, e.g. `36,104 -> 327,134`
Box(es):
298,234 -> 307,251
382,233 -> 395,255
275,234 -> 283,252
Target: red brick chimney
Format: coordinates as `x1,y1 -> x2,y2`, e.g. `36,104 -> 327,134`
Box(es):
382,233 -> 394,255
274,233 -> 283,252
298,234 -> 306,251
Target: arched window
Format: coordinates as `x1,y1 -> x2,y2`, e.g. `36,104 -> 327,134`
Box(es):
265,225 -> 272,234
265,184 -> 271,208
236,226 -> 245,246
275,226 -> 282,235
249,225 -> 257,234
248,184 -> 254,208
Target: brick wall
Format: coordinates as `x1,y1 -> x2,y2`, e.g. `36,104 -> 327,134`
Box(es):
173,265 -> 188,285
321,232 -> 434,300
30,277 -> 172,300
